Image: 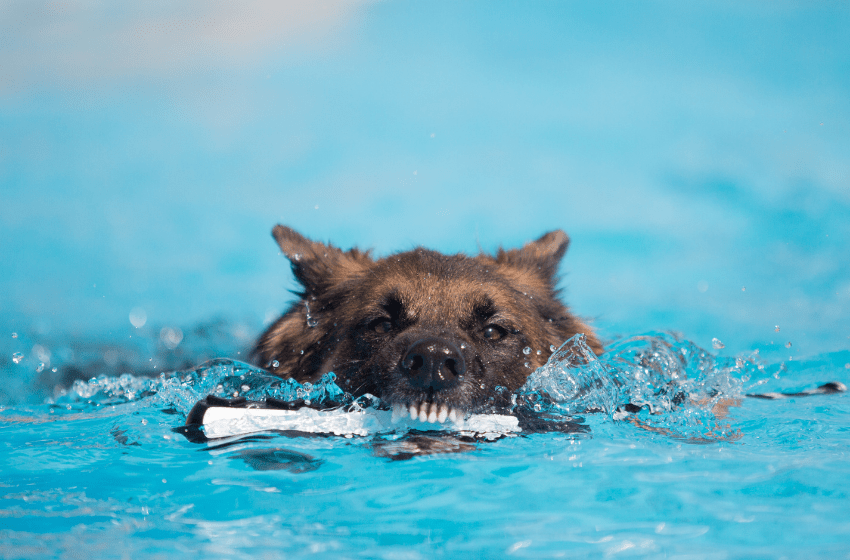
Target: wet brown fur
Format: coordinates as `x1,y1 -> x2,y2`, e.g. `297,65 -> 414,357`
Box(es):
254,226 -> 603,413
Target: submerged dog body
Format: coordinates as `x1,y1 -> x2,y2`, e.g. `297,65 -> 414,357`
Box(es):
254,226 -> 602,422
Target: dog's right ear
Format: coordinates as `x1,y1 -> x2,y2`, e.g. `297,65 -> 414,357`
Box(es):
272,225 -> 372,295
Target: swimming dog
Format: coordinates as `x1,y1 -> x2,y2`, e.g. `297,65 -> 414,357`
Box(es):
253,226 -> 602,423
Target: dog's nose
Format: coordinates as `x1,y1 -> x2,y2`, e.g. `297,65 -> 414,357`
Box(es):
400,338 -> 466,391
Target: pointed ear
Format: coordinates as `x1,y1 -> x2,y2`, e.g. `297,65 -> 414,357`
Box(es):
272,225 -> 372,295
494,230 -> 570,282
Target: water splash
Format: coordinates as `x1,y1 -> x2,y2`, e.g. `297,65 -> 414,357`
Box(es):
516,333 -> 749,441
51,359 -> 350,416
50,334 -> 754,441
515,334 -> 617,416
0,316 -> 259,406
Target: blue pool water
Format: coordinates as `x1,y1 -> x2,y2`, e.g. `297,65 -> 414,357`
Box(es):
2,331 -> 849,558
2,1 -> 849,557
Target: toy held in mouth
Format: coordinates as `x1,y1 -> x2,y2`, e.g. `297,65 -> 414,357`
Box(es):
178,393 -> 523,443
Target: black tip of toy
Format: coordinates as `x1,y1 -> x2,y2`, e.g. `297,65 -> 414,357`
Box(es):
818,381 -> 846,394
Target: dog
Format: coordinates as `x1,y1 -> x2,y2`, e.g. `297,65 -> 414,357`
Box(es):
254,225 -> 603,424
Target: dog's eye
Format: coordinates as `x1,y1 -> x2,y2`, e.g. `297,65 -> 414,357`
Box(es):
371,319 -> 393,334
482,325 -> 507,341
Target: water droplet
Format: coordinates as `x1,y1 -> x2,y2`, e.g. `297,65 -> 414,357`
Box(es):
785,341 -> 792,348
775,326 -> 780,332
12,352 -> 24,364
36,362 -> 45,373
11,332 -> 17,339
300,350 -> 304,355
305,302 -> 319,327
524,362 -> 531,368
32,344 -> 50,363
480,384 -> 485,389
550,345 -> 556,352
741,286 -> 746,291
536,350 -> 542,355
533,403 -> 542,412
271,360 -> 280,368
159,327 -> 183,349
459,343 -> 467,350
241,385 -> 250,392
129,307 -> 147,328
712,338 -> 725,350
522,347 -> 531,355
52,367 -> 58,373
293,253 -> 301,261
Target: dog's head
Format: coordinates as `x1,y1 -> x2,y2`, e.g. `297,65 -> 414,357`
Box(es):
255,226 -> 602,419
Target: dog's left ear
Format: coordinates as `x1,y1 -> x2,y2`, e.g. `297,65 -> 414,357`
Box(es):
494,230 -> 570,282
272,225 -> 372,295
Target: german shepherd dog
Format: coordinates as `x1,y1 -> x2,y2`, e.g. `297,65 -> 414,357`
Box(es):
254,225 -> 603,424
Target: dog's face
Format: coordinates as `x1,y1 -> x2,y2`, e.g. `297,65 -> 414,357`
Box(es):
255,226 -> 602,421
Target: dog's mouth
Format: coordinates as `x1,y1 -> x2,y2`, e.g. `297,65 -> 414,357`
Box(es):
381,380 -> 475,424
377,336 -> 482,423
390,400 -> 466,424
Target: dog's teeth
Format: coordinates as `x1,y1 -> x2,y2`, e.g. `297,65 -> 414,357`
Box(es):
448,407 -> 459,423
427,404 -> 437,424
391,403 -> 404,423
403,402 -> 456,423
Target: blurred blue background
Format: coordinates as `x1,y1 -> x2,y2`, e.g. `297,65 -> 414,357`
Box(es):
1,1 -> 848,382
